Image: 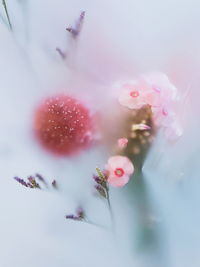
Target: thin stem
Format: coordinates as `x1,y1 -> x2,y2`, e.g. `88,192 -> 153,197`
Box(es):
2,0 -> 12,30
95,168 -> 115,232
105,186 -> 115,232
83,219 -> 108,230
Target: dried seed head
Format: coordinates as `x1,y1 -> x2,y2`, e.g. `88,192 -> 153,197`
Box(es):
34,94 -> 95,156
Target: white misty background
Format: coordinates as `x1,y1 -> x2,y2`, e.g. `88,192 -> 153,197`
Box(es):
0,0 -> 200,267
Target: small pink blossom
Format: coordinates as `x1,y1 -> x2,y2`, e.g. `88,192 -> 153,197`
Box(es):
140,72 -> 178,108
118,81 -> 148,109
105,156 -> 134,187
117,138 -> 128,148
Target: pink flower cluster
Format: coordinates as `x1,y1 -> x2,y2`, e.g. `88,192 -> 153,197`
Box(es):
118,72 -> 182,140
104,72 -> 183,188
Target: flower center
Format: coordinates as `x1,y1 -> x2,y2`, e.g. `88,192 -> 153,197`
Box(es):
130,91 -> 139,98
114,168 -> 124,177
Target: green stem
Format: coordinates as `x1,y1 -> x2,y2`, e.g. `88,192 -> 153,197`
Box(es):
2,0 -> 12,30
125,170 -> 167,266
105,186 -> 115,232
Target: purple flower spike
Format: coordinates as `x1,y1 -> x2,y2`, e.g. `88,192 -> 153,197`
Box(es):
14,177 -> 28,187
65,214 -> 81,221
66,11 -> 85,38
35,173 -> 48,188
52,180 -> 57,189
76,207 -> 85,219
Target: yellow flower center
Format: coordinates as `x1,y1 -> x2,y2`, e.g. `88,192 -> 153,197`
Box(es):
114,168 -> 124,177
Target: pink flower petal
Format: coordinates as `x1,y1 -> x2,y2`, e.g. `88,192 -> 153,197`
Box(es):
118,82 -> 147,109
121,159 -> 134,175
107,175 -> 130,187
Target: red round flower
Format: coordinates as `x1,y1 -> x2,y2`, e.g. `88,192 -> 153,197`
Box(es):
34,94 -> 94,156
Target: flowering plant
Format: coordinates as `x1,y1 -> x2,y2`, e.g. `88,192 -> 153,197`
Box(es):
15,70 -> 182,235
3,4 -> 185,266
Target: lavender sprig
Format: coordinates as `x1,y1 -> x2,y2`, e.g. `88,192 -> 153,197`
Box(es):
66,11 -> 85,38
94,168 -> 115,231
65,207 -> 107,229
14,174 -> 57,190
14,175 -> 40,189
65,214 -> 82,221
14,177 -> 28,187
35,173 -> 49,188
28,176 -> 40,189
65,207 -> 85,221
95,184 -> 107,198
94,168 -> 108,188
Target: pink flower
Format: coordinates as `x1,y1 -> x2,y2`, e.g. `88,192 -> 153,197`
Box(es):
117,138 -> 128,148
151,106 -> 175,127
118,81 -> 148,109
118,72 -> 178,110
152,106 -> 183,140
105,156 -> 134,187
117,72 -> 182,140
140,72 -> 178,108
